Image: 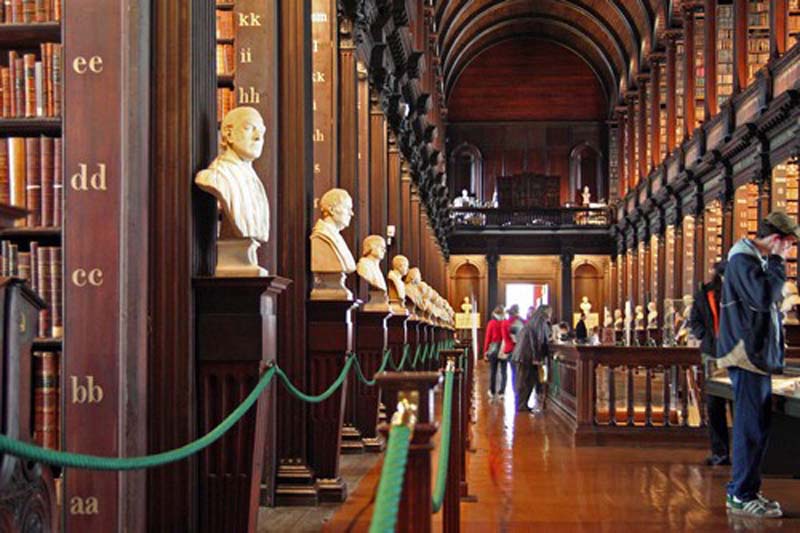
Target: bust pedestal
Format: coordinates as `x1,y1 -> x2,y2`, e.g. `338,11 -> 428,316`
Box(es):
406,317 -> 421,366
354,309 -> 390,451
215,237 -> 268,277
306,299 -> 359,502
193,276 -> 290,525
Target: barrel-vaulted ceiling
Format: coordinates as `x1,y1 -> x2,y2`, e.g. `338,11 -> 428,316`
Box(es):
435,0 -> 675,117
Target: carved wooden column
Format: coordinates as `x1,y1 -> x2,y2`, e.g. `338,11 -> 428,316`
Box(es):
657,226 -> 667,324
388,132 -> 402,254
561,251 -> 574,323
387,312 -> 409,367
650,58 -> 662,167
733,0 -> 748,94
194,277 -> 290,532
275,0 -> 317,506
339,15 -> 359,293
354,308 -> 391,451
369,93 -> 388,236
627,97 -> 636,189
410,188 -> 421,267
694,209 -> 706,291
616,110 -> 627,196
722,181 -> 735,253
638,75 -> 648,180
674,220 -> 685,299
307,300 -> 359,502
666,34 -> 678,153
771,0 -> 788,59
400,163 -> 413,260
487,252 -> 499,315
377,372 -> 441,533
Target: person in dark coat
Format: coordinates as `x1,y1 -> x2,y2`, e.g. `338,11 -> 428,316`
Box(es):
512,305 -> 552,413
716,212 -> 799,519
575,313 -> 588,343
688,261 -> 729,466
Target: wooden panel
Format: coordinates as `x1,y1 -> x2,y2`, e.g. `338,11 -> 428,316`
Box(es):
448,39 -> 607,122
311,0 -> 337,202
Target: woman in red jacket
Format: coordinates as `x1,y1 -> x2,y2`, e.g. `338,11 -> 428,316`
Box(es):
484,305 -> 505,399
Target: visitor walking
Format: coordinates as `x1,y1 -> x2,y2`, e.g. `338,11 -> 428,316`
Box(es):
716,211 -> 799,519
512,305 -> 552,413
688,261 -> 730,467
484,305 -> 505,400
496,304 -> 523,399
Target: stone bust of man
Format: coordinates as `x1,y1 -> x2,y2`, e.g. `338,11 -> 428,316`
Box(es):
310,188 -> 357,300
404,267 -> 424,315
387,255 -> 409,314
195,106 -> 270,276
357,235 -> 392,313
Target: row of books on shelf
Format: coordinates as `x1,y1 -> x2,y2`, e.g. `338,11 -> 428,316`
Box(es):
216,9 -> 234,41
0,0 -> 61,23
217,88 -> 234,122
33,350 -> 59,450
0,136 -> 62,227
1,241 -> 62,338
216,43 -> 235,76
1,45 -> 63,119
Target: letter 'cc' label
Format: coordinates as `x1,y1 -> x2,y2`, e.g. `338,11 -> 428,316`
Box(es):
71,268 -> 104,287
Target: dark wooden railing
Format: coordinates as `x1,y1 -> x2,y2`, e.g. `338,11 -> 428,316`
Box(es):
451,206 -> 612,229
548,344 -> 706,447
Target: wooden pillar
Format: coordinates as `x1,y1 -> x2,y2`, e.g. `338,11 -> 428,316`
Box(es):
704,0 -> 718,118
651,61 -> 662,167
722,189 -> 735,253
684,9 -> 697,138
275,0 -> 317,506
643,237 -> 652,302
627,98 -> 636,189
694,211 -> 706,291
443,357 -> 462,533
638,78 -> 648,179
388,133 -> 402,255
410,189 -> 421,267
369,95 -> 388,236
674,221 -> 685,299
561,251 -> 574,323
657,232 -> 667,324
377,372 -> 441,533
400,164 -> 412,259
771,0 -> 788,59
307,300 -> 359,502
357,65 -> 371,253
354,309 -> 391,452
617,111 -> 627,196
733,0 -> 748,94
339,20 -> 359,294
666,36 -> 678,153
487,252 -> 499,314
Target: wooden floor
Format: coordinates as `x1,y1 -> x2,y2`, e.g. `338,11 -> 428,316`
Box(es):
325,361 -> 800,532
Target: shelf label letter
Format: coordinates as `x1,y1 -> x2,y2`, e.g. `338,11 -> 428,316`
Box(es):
71,163 -> 107,191
72,56 -> 104,75
71,376 -> 104,404
71,268 -> 104,287
238,87 -> 260,104
238,13 -> 262,27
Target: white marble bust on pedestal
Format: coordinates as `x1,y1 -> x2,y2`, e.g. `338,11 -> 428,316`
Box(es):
195,106 -> 270,277
387,255 -> 410,315
647,301 -> 659,329
404,267 -> 424,317
310,188 -> 357,300
357,235 -> 391,312
579,296 -> 592,317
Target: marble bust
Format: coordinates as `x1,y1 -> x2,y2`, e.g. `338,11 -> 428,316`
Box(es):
603,307 -> 612,328
404,267 -> 424,317
634,305 -> 645,331
647,301 -> 659,329
387,255 -> 409,315
195,106 -> 270,277
613,309 -> 623,331
581,185 -> 591,206
579,296 -> 592,317
310,188 -> 357,300
357,235 -> 391,312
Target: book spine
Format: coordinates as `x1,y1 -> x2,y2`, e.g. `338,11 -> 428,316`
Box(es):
52,45 -> 62,117
7,137 -> 26,209
36,245 -> 50,338
52,0 -> 59,21
42,43 -> 52,118
21,0 -> 33,22
30,240 -> 39,294
13,56 -> 24,119
23,53 -> 36,118
34,0 -> 44,21
1,67 -> 10,117
53,137 -> 62,225
34,61 -> 43,117
0,139 -> 9,205
1,240 -> 8,276
50,246 -> 62,338
10,0 -> 21,22
33,351 -> 60,449
8,51 -> 18,117
25,136 -> 41,226
9,243 -> 18,276
18,251 -> 30,282
40,136 -> 53,227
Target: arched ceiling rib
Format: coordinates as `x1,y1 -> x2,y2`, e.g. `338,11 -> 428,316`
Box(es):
437,0 -> 660,114
445,19 -> 618,111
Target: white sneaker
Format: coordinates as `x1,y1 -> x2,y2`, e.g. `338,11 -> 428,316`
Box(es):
726,494 -> 783,518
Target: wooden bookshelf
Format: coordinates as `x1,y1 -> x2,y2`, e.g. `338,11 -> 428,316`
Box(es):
0,22 -> 61,48
645,82 -> 652,169
734,182 -> 758,242
773,162 -> 799,278
676,40 -> 686,145
659,70 -> 667,153
747,0 -> 771,83
705,201 -> 723,282
717,3 -> 734,106
694,11 -> 706,128
0,117 -> 61,135
216,3 -> 236,122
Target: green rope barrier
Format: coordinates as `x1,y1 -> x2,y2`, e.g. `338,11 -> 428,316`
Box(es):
0,366 -> 277,471
431,365 -> 454,513
410,344 -> 422,369
353,350 -> 394,386
276,355 -> 355,403
368,424 -> 411,533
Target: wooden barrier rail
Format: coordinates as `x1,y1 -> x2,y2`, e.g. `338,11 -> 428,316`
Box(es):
548,345 -> 707,447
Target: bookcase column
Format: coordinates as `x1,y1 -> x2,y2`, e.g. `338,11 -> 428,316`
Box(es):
560,251 -> 574,323
276,0 -> 317,506
388,132 -> 402,254
704,0 -> 718,117
683,7 -> 697,139
665,34 -> 678,153
694,210 -> 706,290
770,0 -> 788,59
486,252 -> 499,315
637,76 -> 648,180
338,16 -> 359,295
400,163 -> 413,260
369,94 -> 388,236
650,59 -> 662,167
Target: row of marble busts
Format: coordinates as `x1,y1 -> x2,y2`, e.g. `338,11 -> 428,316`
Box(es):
309,187 -> 454,325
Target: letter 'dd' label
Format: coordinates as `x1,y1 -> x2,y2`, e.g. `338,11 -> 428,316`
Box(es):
71,163 -> 108,191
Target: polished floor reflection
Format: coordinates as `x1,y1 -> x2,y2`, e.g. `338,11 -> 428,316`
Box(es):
327,362 -> 800,531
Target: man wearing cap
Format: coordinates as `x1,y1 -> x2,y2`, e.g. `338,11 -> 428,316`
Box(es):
716,211 -> 799,519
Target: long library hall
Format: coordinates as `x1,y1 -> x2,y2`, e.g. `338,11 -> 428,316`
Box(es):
1,0 -> 800,532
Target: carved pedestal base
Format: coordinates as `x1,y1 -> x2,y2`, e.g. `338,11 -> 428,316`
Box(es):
307,299 -> 358,504
275,463 -> 318,506
340,425 -> 364,455
215,237 -> 268,277
310,272 -> 352,301
354,310 -> 390,453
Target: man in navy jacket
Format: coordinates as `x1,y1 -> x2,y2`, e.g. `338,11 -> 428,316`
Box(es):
716,211 -> 799,519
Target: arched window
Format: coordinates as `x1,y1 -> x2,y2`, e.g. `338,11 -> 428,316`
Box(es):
569,143 -> 605,204
449,143 -> 484,203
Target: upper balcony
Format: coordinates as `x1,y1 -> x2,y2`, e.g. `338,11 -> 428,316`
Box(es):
447,206 -> 615,256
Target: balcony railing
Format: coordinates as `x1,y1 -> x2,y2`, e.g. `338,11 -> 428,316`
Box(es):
451,206 -> 612,229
